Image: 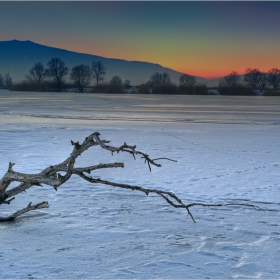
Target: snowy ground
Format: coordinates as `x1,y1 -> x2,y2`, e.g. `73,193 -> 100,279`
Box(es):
0,90 -> 280,279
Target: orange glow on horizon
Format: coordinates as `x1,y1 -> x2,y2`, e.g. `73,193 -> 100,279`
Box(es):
35,39 -> 280,80
178,69 -> 230,80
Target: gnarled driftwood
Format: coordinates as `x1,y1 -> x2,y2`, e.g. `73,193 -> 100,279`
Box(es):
0,132 -> 262,223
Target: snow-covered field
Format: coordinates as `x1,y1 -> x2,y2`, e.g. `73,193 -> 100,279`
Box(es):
0,90 -> 280,279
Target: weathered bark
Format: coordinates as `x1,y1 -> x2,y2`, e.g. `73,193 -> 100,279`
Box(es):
0,202 -> 48,222
0,132 -> 262,223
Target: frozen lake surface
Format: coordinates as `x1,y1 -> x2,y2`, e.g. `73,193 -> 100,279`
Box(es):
0,91 -> 280,279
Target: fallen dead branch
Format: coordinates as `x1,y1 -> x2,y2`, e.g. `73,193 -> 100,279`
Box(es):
0,132 -> 262,223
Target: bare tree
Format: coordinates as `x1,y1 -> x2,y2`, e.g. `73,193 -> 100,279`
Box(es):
267,68 -> 280,89
26,62 -> 47,85
219,71 -> 240,87
0,132 -> 262,223
244,68 -> 261,89
110,75 -> 123,85
92,61 -> 106,87
148,72 -> 162,87
138,84 -> 151,94
70,64 -> 92,93
4,72 -> 13,89
106,75 -> 124,93
258,73 -> 270,90
124,79 -> 131,87
45,58 -> 69,92
243,68 -> 269,89
148,72 -> 171,87
162,72 -> 171,85
0,74 -> 3,88
179,74 -> 197,86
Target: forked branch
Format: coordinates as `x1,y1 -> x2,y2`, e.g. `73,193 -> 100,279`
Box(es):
0,132 -> 262,223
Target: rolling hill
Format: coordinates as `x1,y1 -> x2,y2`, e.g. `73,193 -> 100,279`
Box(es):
0,40 -> 210,86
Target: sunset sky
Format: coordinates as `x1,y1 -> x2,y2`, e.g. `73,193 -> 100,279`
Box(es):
1,1 -> 280,79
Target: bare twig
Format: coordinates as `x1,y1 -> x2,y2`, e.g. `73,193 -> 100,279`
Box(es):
73,173 -> 263,223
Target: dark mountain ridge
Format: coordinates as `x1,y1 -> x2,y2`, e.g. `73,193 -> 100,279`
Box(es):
0,40 -> 209,85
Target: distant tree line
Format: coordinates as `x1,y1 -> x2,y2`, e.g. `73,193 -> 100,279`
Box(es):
5,58 -> 280,96
0,72 -> 13,89
11,58 -> 106,93
9,57 -> 206,95
10,57 -> 135,94
218,68 -> 280,96
137,72 -> 208,95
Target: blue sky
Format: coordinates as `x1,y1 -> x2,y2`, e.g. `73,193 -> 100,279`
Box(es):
1,1 -> 280,78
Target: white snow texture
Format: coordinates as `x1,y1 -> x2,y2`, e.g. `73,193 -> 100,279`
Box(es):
0,91 -> 279,279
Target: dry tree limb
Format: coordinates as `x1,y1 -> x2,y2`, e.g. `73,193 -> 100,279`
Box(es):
0,201 -> 49,222
0,132 -> 262,223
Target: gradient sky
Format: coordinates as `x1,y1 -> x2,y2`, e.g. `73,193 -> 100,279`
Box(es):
1,1 -> 280,79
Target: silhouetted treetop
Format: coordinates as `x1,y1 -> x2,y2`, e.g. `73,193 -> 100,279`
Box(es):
92,61 -> 106,87
148,72 -> 171,87
219,71 -> 240,87
26,62 -> 47,85
45,58 -> 69,92
267,68 -> 280,89
70,64 -> 92,93
179,74 -> 197,86
110,75 -> 123,85
243,68 -> 270,90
